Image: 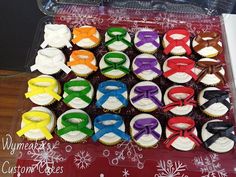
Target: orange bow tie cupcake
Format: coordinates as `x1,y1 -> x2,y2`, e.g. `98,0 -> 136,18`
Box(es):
72,26 -> 101,49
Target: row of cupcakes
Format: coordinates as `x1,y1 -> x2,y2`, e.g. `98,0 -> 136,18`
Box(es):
41,24 -> 223,58
16,107 -> 235,153
31,49 -> 225,85
25,75 -> 231,117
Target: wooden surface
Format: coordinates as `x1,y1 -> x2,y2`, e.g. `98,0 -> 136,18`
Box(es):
0,70 -> 32,177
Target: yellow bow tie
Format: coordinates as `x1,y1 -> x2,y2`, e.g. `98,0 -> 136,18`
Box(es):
16,110 -> 53,140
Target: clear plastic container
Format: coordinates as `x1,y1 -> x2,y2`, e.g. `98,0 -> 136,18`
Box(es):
7,1 -> 236,177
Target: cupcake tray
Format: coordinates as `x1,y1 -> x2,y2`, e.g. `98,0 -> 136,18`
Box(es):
13,5 -> 236,177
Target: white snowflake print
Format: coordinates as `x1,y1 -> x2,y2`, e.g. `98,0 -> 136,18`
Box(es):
74,151 -> 92,169
27,141 -> 65,175
154,160 -> 188,177
122,168 -> 130,177
103,141 -> 144,169
194,153 -> 227,177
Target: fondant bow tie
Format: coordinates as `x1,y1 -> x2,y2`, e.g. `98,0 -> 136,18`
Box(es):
63,80 -> 92,104
163,86 -> 196,112
92,114 -> 130,142
96,80 -> 128,107
105,27 -> 132,47
101,52 -> 130,74
57,112 -> 93,137
196,61 -> 225,84
193,32 -> 223,53
133,118 -> 161,140
135,31 -> 160,47
200,90 -> 230,110
163,58 -> 197,80
133,58 -> 162,75
25,77 -> 61,101
204,121 -> 236,148
131,85 -> 163,107
163,29 -> 191,55
16,111 -> 53,140
67,50 -> 98,71
30,53 -> 71,74
165,117 -> 201,148
72,27 -> 99,44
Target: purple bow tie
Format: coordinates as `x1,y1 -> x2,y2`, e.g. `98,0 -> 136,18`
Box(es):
133,118 -> 161,140
134,58 -> 162,75
131,86 -> 163,107
135,31 -> 160,47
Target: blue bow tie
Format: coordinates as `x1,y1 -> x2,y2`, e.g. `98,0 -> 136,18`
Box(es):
96,80 -> 128,107
92,113 -> 130,142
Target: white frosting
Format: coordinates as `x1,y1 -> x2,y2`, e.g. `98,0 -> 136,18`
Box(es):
31,48 -> 71,75
105,29 -> 131,51
130,114 -> 162,147
27,75 -> 60,106
94,117 -> 125,145
198,87 -> 230,117
164,85 -> 194,115
69,50 -> 97,76
21,106 -> 55,140
57,109 -> 92,143
192,37 -> 222,57
166,121 -> 198,151
41,24 -> 72,48
96,83 -> 128,111
99,51 -> 130,78
63,77 -> 94,109
130,81 -> 162,112
163,33 -> 190,55
163,56 -> 196,83
73,26 -> 100,48
195,58 -> 225,85
132,54 -> 161,80
201,119 -> 235,153
134,29 -> 160,53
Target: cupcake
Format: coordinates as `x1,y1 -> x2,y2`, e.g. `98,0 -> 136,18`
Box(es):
165,116 -> 201,151
92,113 -> 130,145
30,48 -> 71,75
100,51 -> 130,79
130,113 -> 162,148
192,32 -> 223,58
163,85 -> 196,115
96,80 -> 128,111
40,24 -> 72,49
71,26 -> 101,49
63,77 -> 94,109
202,119 -> 236,153
105,27 -> 132,51
163,56 -> 197,83
195,58 -> 225,86
25,75 -> 61,105
198,87 -> 231,117
56,109 -> 93,143
67,50 -> 98,77
163,29 -> 191,55
130,81 -> 163,112
16,106 -> 55,141
132,53 -> 162,80
134,29 -> 160,54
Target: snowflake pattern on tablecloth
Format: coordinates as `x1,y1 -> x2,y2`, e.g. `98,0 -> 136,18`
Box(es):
193,153 -> 227,177
154,160 -> 188,177
74,150 -> 92,169
27,140 -> 65,175
122,168 -> 130,177
103,141 -> 144,169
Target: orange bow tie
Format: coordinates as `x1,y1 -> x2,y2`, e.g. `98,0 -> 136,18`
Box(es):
67,50 -> 98,71
72,27 -> 99,44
